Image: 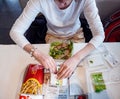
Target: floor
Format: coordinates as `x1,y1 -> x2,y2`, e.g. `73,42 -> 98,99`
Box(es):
0,0 -> 22,44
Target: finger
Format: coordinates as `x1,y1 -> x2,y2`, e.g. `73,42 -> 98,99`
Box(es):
58,68 -> 73,79
51,59 -> 57,73
48,58 -> 57,73
57,68 -> 67,79
42,56 -> 55,73
63,70 -> 73,79
57,64 -> 67,75
57,64 -> 70,79
46,62 -> 55,73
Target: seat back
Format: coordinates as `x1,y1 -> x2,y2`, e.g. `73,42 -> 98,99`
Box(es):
103,10 -> 120,42
19,0 -> 28,9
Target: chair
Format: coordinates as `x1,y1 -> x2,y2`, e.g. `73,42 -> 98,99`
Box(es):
19,0 -> 28,9
103,10 -> 120,42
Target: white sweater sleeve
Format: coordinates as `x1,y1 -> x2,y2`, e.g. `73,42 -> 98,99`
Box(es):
84,0 -> 105,48
10,0 -> 41,48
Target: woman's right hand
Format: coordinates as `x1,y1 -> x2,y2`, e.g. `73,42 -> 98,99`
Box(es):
33,49 -> 57,73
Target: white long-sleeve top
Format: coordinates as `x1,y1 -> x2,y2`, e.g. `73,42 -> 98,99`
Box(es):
10,0 -> 105,48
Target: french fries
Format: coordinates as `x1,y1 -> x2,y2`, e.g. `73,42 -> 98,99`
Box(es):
20,78 -> 42,94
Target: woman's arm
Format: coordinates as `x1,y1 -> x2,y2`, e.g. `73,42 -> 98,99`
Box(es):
83,0 -> 105,48
10,0 -> 41,48
24,44 -> 57,73
10,0 -> 57,73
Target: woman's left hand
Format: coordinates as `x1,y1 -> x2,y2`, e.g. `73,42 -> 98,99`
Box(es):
57,55 -> 81,79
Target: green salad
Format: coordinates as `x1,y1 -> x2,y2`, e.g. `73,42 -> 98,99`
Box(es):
91,72 -> 106,93
49,41 -> 73,59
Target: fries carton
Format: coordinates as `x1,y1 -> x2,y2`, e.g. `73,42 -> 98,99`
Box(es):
19,64 -> 44,99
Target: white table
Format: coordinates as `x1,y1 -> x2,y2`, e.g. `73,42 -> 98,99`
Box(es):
0,43 -> 120,99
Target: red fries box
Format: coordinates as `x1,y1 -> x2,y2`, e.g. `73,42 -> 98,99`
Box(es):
19,64 -> 44,99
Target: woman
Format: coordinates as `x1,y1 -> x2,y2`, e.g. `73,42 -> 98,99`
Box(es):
10,0 -> 105,79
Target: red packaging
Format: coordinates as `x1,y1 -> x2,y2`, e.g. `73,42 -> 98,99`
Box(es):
23,64 -> 44,84
78,95 -> 87,99
19,94 -> 43,99
20,64 -> 44,95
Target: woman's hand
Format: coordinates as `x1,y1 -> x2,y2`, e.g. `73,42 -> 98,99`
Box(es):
24,44 -> 57,73
33,49 -> 57,73
57,54 -> 81,79
56,43 -> 95,79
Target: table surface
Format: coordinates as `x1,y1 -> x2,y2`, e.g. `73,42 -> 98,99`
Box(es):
0,43 -> 120,99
